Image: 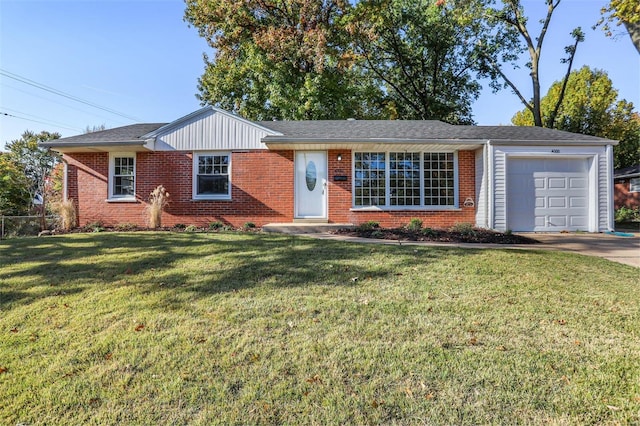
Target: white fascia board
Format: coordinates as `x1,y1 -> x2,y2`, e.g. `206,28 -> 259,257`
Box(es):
488,139 -> 619,146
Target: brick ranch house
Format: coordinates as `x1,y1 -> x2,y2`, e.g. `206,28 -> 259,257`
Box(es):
613,164 -> 640,209
41,107 -> 619,232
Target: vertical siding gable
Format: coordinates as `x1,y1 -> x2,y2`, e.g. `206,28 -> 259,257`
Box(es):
152,109 -> 275,151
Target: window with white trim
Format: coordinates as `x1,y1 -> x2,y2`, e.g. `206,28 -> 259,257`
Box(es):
193,152 -> 231,199
630,177 -> 640,193
353,151 -> 458,208
109,153 -> 136,199
354,152 -> 386,206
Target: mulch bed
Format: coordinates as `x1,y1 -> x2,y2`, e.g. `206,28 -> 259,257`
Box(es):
333,227 -> 539,244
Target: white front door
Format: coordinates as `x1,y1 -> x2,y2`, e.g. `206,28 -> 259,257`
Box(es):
295,151 -> 327,219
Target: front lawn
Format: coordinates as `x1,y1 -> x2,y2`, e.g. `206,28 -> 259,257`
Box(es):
0,232 -> 638,424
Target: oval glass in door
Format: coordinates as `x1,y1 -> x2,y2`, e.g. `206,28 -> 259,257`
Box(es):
305,161 -> 317,191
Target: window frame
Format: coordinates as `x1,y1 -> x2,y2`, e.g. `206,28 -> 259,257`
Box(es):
352,151 -> 459,210
108,152 -> 136,201
192,151 -> 232,200
630,177 -> 640,193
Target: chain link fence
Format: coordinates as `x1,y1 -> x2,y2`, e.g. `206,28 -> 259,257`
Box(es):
0,215 -> 59,239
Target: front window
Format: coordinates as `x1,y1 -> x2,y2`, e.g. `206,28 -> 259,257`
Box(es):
354,152 -> 386,206
353,151 -> 458,208
109,153 -> 135,199
193,152 -> 231,199
630,177 -> 640,193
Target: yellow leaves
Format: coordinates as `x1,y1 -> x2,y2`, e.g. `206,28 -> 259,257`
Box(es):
305,374 -> 323,385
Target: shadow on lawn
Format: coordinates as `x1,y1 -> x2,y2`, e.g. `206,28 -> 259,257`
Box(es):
0,232 -> 484,308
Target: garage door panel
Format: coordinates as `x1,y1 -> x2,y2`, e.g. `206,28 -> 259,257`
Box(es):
507,158 -> 589,232
548,177 -> 567,189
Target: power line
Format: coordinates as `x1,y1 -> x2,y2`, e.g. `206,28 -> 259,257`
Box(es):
0,110 -> 84,133
0,68 -> 142,122
1,82 -> 130,126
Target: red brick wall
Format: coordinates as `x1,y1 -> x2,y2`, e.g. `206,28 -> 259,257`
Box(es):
64,150 -> 295,227
64,148 -> 477,229
614,180 -> 640,209
327,150 -> 477,228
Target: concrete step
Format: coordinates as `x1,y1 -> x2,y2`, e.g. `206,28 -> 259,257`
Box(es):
263,223 -> 355,234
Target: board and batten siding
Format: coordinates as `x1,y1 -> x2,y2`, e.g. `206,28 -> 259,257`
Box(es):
490,144 -> 610,232
152,108 -> 277,151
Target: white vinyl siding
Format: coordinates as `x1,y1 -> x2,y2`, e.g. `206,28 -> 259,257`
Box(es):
630,178 -> 640,192
153,108 -> 274,151
108,153 -> 136,200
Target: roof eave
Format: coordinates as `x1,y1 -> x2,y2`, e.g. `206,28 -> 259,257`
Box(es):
40,140 -> 153,153
488,139 -> 619,146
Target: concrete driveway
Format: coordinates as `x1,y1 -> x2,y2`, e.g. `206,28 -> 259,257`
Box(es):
531,233 -> 640,267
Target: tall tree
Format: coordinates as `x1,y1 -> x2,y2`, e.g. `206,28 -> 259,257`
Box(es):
0,154 -> 31,216
346,0 -> 517,123
184,0 -> 385,120
5,130 -> 61,229
480,0 -> 584,127
596,0 -> 640,53
512,66 -> 639,169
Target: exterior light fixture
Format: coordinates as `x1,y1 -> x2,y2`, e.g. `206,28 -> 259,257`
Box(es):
337,153 -> 342,161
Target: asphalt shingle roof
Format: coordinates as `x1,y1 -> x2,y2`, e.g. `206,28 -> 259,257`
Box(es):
42,118 -> 615,147
259,120 -> 613,142
40,123 -> 167,146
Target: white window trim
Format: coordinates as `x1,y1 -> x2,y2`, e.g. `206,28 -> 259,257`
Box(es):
192,151 -> 232,200
108,152 -> 136,201
630,177 -> 640,193
352,151 -> 459,209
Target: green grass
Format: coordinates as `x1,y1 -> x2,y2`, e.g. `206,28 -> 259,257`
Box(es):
1,232 -> 638,425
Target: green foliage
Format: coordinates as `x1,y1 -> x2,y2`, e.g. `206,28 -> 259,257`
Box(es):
347,0 -> 511,123
512,66 -> 640,169
184,0 -> 385,120
596,0 -> 640,53
357,220 -> 379,231
0,154 -> 31,216
184,225 -> 199,233
208,221 -> 224,230
615,206 -> 640,222
173,223 -> 187,230
406,218 -> 423,232
83,221 -> 104,233
243,222 -> 256,230
450,222 -> 476,235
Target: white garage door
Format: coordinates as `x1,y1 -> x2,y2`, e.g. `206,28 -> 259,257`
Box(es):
507,158 -> 589,232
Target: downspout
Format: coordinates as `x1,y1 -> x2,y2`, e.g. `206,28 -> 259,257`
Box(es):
485,140 -> 492,230
605,144 -> 615,232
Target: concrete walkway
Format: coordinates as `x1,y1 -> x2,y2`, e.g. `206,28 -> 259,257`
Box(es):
267,225 -> 640,267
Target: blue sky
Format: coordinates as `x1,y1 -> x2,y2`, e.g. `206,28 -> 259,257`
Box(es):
0,0 -> 638,147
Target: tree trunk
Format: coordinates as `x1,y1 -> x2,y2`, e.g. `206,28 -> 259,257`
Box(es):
623,20 -> 640,54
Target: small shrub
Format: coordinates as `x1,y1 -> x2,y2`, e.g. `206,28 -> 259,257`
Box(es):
173,223 -> 187,230
146,185 -> 170,228
406,218 -> 423,232
357,221 -> 380,231
422,227 -> 436,237
222,225 -> 234,231
243,222 -> 256,230
615,206 -> 640,222
55,199 -> 77,231
184,225 -> 199,233
114,222 -> 137,232
370,230 -> 384,239
209,221 -> 224,230
505,229 -> 513,236
450,222 -> 476,235
84,221 -> 104,233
